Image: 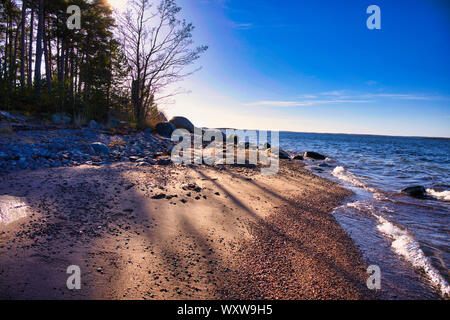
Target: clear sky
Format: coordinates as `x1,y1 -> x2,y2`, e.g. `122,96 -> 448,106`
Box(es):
111,0 -> 450,137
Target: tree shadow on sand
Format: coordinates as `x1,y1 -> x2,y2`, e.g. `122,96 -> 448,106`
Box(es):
0,161 -> 373,299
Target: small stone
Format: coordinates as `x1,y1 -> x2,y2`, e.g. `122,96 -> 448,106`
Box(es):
91,142 -> 110,155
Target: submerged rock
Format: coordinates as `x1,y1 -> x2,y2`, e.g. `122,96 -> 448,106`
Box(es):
303,151 -> 326,160
401,186 -> 427,199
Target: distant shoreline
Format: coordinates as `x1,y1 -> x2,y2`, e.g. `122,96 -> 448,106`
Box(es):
213,128 -> 450,140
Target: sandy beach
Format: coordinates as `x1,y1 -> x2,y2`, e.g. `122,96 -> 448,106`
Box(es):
0,0 -> 447,304
0,160 -> 373,299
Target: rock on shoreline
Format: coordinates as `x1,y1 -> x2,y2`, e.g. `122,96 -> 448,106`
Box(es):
155,122 -> 176,137
0,126 -> 174,173
303,151 -> 326,160
169,116 -> 195,133
1,113 -> 332,173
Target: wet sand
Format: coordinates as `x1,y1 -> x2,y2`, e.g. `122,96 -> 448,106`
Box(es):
0,160 -> 373,299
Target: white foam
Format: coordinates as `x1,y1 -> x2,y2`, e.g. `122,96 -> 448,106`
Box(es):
331,167 -> 450,297
376,216 -> 450,298
332,166 -> 378,193
340,200 -> 450,298
332,166 -> 366,187
426,188 -> 450,201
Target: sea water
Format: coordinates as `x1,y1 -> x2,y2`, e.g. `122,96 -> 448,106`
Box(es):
279,132 -> 449,299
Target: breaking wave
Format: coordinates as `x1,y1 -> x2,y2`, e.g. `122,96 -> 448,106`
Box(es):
376,216 -> 450,298
426,188 -> 450,201
345,200 -> 450,298
332,166 -> 378,193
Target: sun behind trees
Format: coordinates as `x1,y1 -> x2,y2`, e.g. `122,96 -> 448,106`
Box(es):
0,0 -> 207,127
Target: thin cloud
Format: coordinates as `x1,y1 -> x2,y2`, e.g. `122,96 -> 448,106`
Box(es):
320,91 -> 446,101
244,99 -> 372,107
230,22 -> 253,30
361,93 -> 444,100
244,91 -> 447,108
320,90 -> 347,96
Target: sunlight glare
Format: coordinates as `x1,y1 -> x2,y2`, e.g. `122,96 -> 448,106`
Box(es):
108,0 -> 128,12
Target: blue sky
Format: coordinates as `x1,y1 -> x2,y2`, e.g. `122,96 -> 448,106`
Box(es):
163,0 -> 450,137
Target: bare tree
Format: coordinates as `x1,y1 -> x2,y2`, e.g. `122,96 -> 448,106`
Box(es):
118,0 -> 207,127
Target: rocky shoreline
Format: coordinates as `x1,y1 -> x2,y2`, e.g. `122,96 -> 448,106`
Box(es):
0,126 -> 176,173
0,113 -> 328,174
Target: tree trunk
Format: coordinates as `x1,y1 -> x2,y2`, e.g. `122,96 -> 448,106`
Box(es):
12,21 -> 20,89
43,15 -> 52,93
34,0 -> 44,96
20,0 -> 26,87
28,5 -> 34,89
58,41 -> 65,88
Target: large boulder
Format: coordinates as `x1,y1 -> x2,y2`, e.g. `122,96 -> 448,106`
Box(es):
268,148 -> 291,159
169,116 -> 195,133
303,151 -> 326,160
279,149 -> 291,159
155,121 -> 176,137
401,186 -> 426,199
